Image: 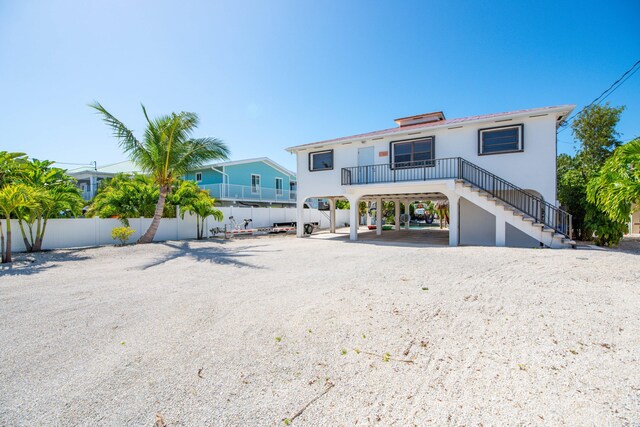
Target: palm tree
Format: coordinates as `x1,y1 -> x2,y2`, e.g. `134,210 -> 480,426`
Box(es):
0,184 -> 37,263
16,159 -> 84,252
90,102 -> 229,243
587,137 -> 640,223
183,194 -> 224,240
173,180 -> 223,239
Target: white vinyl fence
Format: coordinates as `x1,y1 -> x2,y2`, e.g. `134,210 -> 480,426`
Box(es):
6,207 -> 350,253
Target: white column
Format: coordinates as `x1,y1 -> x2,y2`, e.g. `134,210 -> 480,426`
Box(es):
329,198 -> 336,233
296,200 -> 305,237
404,200 -> 410,230
495,211 -> 506,247
348,196 -> 360,241
366,201 -> 372,227
448,194 -> 460,246
394,200 -> 400,231
376,197 -> 383,236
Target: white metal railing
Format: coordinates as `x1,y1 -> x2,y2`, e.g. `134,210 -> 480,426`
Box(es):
198,183 -> 297,203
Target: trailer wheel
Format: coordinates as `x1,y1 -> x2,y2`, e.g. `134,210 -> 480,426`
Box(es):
304,223 -> 314,234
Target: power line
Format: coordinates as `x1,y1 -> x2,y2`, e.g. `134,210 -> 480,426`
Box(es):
558,59 -> 640,134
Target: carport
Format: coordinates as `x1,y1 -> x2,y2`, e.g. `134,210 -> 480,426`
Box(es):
313,190 -> 453,246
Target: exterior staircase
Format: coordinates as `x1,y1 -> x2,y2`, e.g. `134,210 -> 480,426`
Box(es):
454,180 -> 575,248
341,157 -> 576,248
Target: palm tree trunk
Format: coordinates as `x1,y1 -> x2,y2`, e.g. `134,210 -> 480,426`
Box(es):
0,219 -> 5,264
3,215 -> 12,263
18,219 -> 33,252
34,218 -> 47,252
196,216 -> 201,240
138,186 -> 169,244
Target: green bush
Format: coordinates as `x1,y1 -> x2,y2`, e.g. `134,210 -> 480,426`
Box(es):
111,226 -> 135,246
584,204 -> 627,246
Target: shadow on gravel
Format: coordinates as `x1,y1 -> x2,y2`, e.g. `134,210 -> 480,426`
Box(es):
140,241 -> 272,270
0,249 -> 92,277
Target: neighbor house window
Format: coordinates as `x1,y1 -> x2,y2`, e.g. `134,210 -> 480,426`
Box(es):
251,174 -> 261,193
275,177 -> 283,195
290,181 -> 296,199
309,150 -> 334,171
391,137 -> 434,167
195,172 -> 202,182
478,124 -> 524,155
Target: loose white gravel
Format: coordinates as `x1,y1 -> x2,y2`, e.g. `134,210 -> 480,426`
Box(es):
1,235 -> 639,426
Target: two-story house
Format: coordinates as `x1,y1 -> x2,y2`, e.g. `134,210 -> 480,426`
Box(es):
287,105 -> 576,248
184,157 -> 297,207
68,160 -> 140,201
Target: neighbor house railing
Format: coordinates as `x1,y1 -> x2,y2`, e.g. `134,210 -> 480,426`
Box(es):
198,183 -> 296,203
341,157 -> 572,238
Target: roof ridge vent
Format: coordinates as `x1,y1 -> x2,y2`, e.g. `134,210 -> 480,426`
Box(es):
394,111 -> 446,127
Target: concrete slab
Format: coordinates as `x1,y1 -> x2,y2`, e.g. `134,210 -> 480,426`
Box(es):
310,226 -> 449,247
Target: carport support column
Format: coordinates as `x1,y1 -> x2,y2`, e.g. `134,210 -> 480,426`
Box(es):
495,211 -> 506,247
403,200 -> 410,230
296,200 -> 305,237
394,200 -> 400,231
448,194 -> 460,246
329,198 -> 336,233
348,196 -> 360,241
376,197 -> 383,236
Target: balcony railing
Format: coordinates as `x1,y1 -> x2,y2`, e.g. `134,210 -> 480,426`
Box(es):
198,183 -> 296,203
341,157 -> 572,238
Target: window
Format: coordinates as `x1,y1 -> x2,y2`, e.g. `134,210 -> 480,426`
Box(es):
391,137 -> 434,167
251,174 -> 261,193
275,177 -> 283,195
478,124 -> 523,155
309,150 -> 334,171
195,172 -> 202,182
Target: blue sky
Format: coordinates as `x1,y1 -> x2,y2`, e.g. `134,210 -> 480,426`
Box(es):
1,0 -> 639,172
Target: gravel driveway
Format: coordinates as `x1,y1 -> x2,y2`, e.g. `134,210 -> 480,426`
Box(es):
1,235 -> 639,426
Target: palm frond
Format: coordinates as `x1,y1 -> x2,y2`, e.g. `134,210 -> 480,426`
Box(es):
90,102 -> 154,171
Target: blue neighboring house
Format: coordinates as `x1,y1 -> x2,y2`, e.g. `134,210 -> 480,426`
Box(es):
184,157 -> 297,207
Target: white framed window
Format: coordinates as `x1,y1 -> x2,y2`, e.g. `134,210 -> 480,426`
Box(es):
251,174 -> 261,194
390,137 -> 435,168
275,177 -> 283,195
309,150 -> 334,171
478,124 -> 524,155
195,172 -> 203,182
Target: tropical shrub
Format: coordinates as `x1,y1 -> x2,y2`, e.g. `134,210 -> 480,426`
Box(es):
111,226 -> 136,246
87,174 -> 174,226
587,137 -> 640,224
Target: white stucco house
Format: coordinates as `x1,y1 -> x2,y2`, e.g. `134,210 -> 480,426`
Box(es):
286,105 -> 576,248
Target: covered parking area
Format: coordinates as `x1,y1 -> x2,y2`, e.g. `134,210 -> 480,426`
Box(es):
310,226 -> 449,247
298,180 -> 462,246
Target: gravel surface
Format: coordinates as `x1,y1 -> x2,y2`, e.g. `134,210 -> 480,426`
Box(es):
1,235 -> 639,426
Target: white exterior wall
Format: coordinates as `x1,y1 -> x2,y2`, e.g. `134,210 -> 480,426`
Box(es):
295,113 -> 560,203
5,207 -> 349,253
505,223 -> 541,248
459,197 -> 496,246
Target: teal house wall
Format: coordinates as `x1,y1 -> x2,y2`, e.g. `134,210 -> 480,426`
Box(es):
183,168 -> 224,185
185,158 -> 296,190
223,162 -> 292,189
